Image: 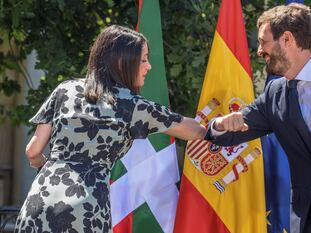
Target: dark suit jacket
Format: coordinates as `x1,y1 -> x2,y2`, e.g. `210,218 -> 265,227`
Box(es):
206,77 -> 311,232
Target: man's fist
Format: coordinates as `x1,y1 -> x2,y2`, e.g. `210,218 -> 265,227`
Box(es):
214,112 -> 248,132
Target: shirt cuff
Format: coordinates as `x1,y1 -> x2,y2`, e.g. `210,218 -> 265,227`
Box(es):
210,119 -> 227,136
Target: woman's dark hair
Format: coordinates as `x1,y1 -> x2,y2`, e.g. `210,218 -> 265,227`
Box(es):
84,25 -> 148,104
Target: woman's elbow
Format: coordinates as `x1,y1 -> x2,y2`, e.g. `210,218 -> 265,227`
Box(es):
25,144 -> 41,160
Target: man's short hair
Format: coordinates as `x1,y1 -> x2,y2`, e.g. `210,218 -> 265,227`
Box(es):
257,3 -> 311,50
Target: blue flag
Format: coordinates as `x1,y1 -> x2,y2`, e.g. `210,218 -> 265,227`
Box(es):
286,0 -> 304,3
262,129 -> 290,232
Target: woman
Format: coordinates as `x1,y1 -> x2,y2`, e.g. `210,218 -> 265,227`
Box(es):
15,25 -> 206,232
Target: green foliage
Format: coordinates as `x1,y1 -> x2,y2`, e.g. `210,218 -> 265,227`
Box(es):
161,0 -> 220,116
0,76 -> 20,96
0,0 -> 137,126
0,0 -> 309,127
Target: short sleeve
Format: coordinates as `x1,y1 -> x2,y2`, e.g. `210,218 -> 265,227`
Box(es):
129,97 -> 183,139
29,87 -> 59,125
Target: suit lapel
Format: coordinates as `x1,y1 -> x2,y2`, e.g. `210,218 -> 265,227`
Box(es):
285,80 -> 311,155
293,112 -> 311,154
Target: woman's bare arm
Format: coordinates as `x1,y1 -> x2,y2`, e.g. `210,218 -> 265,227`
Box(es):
164,117 -> 206,141
26,124 -> 52,168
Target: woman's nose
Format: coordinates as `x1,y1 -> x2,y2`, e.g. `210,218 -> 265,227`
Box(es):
147,62 -> 152,71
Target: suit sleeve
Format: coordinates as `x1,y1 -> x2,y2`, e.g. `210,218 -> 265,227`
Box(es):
206,82 -> 274,146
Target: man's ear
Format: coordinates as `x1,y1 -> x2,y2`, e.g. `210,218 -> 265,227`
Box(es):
282,31 -> 295,48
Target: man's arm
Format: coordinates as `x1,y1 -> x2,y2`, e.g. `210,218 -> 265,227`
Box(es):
205,91 -> 273,146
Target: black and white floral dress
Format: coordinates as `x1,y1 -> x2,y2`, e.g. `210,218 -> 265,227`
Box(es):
15,79 -> 182,233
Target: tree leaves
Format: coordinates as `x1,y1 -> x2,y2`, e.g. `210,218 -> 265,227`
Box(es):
0,0 -> 289,127
0,77 -> 20,96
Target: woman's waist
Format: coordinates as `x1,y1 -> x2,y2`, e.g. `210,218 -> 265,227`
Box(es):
48,150 -> 113,168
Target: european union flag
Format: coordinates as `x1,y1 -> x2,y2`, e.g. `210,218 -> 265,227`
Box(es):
262,131 -> 291,232
286,0 -> 304,3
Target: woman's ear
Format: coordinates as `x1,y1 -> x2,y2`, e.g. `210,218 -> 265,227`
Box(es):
118,59 -> 122,71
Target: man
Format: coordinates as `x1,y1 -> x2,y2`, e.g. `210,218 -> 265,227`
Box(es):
205,3 -> 311,233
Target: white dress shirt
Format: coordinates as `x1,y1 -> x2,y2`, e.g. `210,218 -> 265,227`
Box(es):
296,58 -> 311,132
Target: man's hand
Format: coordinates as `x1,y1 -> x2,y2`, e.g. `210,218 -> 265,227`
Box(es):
214,112 -> 248,132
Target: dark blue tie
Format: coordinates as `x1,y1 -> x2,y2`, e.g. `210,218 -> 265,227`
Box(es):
287,79 -> 311,158
287,79 -> 300,123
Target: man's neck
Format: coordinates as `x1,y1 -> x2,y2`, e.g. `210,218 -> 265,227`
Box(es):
285,50 -> 311,80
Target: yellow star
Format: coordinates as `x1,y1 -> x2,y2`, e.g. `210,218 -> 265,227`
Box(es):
266,210 -> 271,225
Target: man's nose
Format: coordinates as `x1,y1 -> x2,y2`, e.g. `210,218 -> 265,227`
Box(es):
257,45 -> 263,56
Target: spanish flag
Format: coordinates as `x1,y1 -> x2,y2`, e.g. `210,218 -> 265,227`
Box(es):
174,1 -> 267,232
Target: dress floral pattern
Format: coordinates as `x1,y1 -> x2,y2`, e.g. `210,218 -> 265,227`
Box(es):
15,79 -> 182,233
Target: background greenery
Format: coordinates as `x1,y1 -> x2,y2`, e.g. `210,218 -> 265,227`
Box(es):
0,0 -> 310,128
